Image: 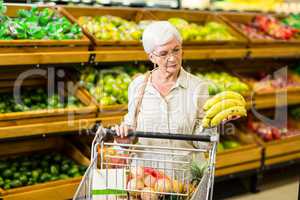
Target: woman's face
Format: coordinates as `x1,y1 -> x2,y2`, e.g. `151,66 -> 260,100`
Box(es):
150,37 -> 182,75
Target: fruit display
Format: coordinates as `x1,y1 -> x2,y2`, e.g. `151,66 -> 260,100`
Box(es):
202,91 -> 247,128
0,88 -> 82,113
282,14 -> 300,31
217,140 -> 241,152
79,65 -> 146,105
248,120 -> 300,142
167,18 -> 236,41
77,14 -> 236,42
195,72 -> 250,95
244,71 -> 300,93
78,16 -> 142,41
236,15 -> 299,40
0,7 -> 83,40
0,152 -> 86,190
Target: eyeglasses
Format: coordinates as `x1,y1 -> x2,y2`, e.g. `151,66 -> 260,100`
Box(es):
152,47 -> 182,60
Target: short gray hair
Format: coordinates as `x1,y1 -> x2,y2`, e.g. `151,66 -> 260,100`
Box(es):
142,21 -> 182,54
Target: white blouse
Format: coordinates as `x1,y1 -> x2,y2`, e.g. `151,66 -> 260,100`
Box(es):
123,67 -> 214,151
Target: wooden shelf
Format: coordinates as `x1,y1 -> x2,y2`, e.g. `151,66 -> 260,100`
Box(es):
263,135 -> 300,167
0,118 -> 96,140
93,48 -> 248,62
249,47 -> 300,59
0,137 -> 89,200
246,91 -> 300,109
0,51 -> 90,66
215,144 -> 262,177
0,115 -> 126,140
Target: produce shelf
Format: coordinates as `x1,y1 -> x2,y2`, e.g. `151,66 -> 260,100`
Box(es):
219,12 -> 300,47
0,51 -> 90,66
0,136 -> 90,200
246,90 -> 300,109
0,4 -> 91,66
0,73 -> 97,139
259,131 -> 300,167
249,47 -> 300,59
246,116 -> 300,168
92,48 -> 248,62
215,130 -> 262,177
62,6 -> 247,48
0,118 -> 96,140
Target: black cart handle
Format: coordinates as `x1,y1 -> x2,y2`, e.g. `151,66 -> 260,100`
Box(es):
105,128 -> 218,142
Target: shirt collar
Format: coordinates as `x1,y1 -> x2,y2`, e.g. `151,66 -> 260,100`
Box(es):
175,67 -> 188,89
147,67 -> 188,91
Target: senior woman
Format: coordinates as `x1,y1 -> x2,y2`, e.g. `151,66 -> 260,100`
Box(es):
114,21 -> 210,151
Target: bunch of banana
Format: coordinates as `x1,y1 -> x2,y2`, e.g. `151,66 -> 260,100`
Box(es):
202,91 -> 247,128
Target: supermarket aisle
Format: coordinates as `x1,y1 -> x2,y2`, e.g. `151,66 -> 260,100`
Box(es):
214,163 -> 300,200
230,175 -> 299,200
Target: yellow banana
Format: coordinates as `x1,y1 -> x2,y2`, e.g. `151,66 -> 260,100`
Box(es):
202,117 -> 210,128
210,106 -> 247,127
203,91 -> 246,111
205,99 -> 246,118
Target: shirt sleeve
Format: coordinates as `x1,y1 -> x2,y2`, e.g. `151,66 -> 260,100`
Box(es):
123,75 -> 145,127
192,80 -> 218,149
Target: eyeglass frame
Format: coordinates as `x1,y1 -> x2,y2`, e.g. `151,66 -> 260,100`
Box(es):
151,47 -> 182,60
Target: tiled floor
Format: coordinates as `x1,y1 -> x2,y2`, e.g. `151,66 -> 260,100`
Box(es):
214,163 -> 300,200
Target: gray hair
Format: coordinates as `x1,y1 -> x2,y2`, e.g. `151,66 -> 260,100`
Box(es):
142,21 -> 182,54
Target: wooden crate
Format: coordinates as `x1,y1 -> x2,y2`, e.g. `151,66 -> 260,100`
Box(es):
215,130 -> 262,177
60,6 -> 145,47
263,135 -> 300,166
1,4 -> 90,48
219,12 -> 300,47
77,85 -> 128,116
61,6 -> 247,49
191,64 -> 251,97
0,4 -> 90,65
0,136 -> 90,200
223,61 -> 300,109
0,72 -> 97,139
260,118 -> 300,166
0,84 -> 97,128
245,114 -> 300,167
144,9 -> 247,48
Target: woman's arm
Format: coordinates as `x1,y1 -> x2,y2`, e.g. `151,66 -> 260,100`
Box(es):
115,75 -> 144,137
192,80 -> 217,148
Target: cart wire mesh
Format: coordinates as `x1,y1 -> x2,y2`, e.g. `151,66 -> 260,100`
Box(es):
73,127 -> 218,200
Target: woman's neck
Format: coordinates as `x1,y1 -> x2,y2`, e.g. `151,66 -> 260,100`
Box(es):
153,68 -> 180,83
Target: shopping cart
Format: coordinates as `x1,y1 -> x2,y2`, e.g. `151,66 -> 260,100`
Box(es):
73,126 -> 218,200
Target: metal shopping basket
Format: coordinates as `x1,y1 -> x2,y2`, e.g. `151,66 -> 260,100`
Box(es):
73,126 -> 218,200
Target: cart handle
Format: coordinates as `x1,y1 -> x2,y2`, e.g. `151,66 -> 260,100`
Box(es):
104,128 -> 218,142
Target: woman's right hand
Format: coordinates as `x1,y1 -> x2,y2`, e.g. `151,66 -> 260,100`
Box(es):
112,123 -> 135,144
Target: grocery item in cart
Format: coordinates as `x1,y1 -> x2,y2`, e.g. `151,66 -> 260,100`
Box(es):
74,129 -> 217,200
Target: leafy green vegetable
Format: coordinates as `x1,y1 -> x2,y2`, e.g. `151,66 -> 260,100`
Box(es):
0,7 -> 82,40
